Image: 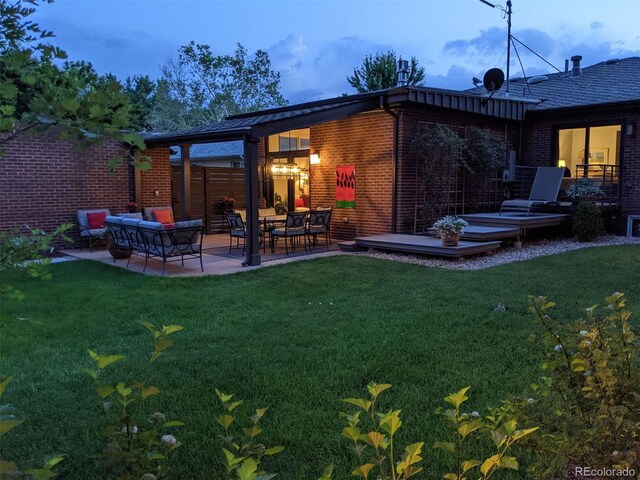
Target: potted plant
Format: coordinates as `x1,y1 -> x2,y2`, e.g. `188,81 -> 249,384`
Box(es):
274,193 -> 287,215
220,196 -> 236,213
432,215 -> 468,246
565,179 -> 604,202
127,201 -> 138,213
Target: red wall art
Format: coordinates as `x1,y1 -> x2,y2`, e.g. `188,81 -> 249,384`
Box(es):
336,165 -> 356,208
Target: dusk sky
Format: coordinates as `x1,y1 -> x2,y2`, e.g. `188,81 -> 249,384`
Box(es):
37,0 -> 640,104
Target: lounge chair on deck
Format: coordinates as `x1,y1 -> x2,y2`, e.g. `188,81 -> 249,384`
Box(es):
500,167 -> 565,215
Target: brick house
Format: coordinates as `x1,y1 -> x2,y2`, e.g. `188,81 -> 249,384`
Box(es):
2,56 -> 638,265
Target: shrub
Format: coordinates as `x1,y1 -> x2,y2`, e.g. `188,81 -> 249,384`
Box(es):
519,293 -> 639,478
214,390 -> 284,480
85,323 -> 184,479
572,201 -> 604,242
339,383 -> 536,480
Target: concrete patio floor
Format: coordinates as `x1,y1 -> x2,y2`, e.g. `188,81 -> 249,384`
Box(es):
61,233 -> 343,276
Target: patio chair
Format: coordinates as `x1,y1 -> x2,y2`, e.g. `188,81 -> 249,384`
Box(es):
271,211 -> 308,255
500,167 -> 565,216
77,209 -> 110,251
224,212 -> 265,254
307,209 -> 332,250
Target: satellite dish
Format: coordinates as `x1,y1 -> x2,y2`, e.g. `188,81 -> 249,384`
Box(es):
483,68 -> 505,92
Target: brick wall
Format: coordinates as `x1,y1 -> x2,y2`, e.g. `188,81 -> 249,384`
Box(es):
522,106 -> 640,221
0,130 -> 133,244
396,105 -> 522,232
308,106 -> 522,239
139,146 -> 172,207
310,111 -> 394,239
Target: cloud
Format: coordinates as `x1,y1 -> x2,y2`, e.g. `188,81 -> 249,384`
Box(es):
38,16 -> 171,80
268,35 -> 309,96
425,65 -> 484,91
444,27 -> 505,56
591,21 -> 604,30
268,35 -> 396,103
560,40 -> 640,66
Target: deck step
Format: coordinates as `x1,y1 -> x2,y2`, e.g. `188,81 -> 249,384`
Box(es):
338,240 -> 361,252
355,234 -> 500,259
427,225 -> 520,242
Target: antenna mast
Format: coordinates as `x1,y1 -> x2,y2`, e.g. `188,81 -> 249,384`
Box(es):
505,0 -> 512,96
478,0 -> 513,96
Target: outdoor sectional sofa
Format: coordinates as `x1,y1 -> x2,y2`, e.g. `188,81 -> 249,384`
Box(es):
105,216 -> 204,275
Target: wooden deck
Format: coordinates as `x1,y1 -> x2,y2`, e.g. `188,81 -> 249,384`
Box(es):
426,225 -> 520,242
459,212 -> 571,232
355,234 -> 501,258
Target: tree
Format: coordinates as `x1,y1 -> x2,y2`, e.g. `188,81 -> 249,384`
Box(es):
0,0 -> 146,168
123,75 -> 157,131
347,51 -> 425,93
151,42 -> 287,131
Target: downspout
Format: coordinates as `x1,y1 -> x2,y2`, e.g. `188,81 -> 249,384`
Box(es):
380,95 -> 399,233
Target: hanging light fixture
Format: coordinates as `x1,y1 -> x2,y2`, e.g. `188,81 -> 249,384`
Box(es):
271,163 -> 301,178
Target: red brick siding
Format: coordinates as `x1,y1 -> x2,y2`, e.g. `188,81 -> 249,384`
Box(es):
310,111 -> 394,239
522,107 -> 640,219
139,147 -> 172,207
0,130 -> 132,244
396,106 -> 522,232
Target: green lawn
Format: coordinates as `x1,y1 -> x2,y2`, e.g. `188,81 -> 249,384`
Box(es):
1,246 -> 639,479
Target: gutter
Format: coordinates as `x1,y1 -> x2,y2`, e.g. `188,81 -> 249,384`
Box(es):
143,128 -> 251,148
380,95 -> 400,234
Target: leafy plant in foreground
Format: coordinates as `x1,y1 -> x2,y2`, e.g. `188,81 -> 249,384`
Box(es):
0,225 -> 72,300
215,389 -> 284,480
435,387 -> 537,480
519,293 -> 639,478
0,377 -> 64,479
341,383 -> 425,479
85,323 -> 184,480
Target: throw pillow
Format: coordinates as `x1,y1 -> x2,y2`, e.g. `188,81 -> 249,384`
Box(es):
153,209 -> 173,224
87,212 -> 107,229
295,197 -> 305,208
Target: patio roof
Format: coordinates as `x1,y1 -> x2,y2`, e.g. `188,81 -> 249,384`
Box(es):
143,86 -> 535,147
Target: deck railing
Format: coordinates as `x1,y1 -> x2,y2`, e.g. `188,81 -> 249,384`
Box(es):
573,164 -> 620,205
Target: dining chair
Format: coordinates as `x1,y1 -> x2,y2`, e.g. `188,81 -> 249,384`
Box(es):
307,209 -> 332,250
271,211 -> 308,255
224,212 -> 265,254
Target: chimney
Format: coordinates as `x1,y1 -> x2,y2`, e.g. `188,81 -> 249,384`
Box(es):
571,55 -> 582,77
397,58 -> 409,87
564,59 -> 569,74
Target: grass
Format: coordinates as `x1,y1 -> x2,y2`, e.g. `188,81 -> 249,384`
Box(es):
1,245 -> 639,479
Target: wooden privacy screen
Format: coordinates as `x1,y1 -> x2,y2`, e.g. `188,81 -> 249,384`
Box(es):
171,166 -> 245,233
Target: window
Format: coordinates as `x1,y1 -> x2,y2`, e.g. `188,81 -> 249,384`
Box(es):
268,129 -> 310,152
557,125 -> 621,175
266,129 -> 311,209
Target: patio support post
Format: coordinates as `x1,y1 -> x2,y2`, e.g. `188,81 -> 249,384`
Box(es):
133,150 -> 142,205
180,144 -> 192,220
243,135 -> 261,266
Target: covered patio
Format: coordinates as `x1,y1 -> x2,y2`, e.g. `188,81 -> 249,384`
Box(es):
62,233 -> 342,276
142,93 -> 384,268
